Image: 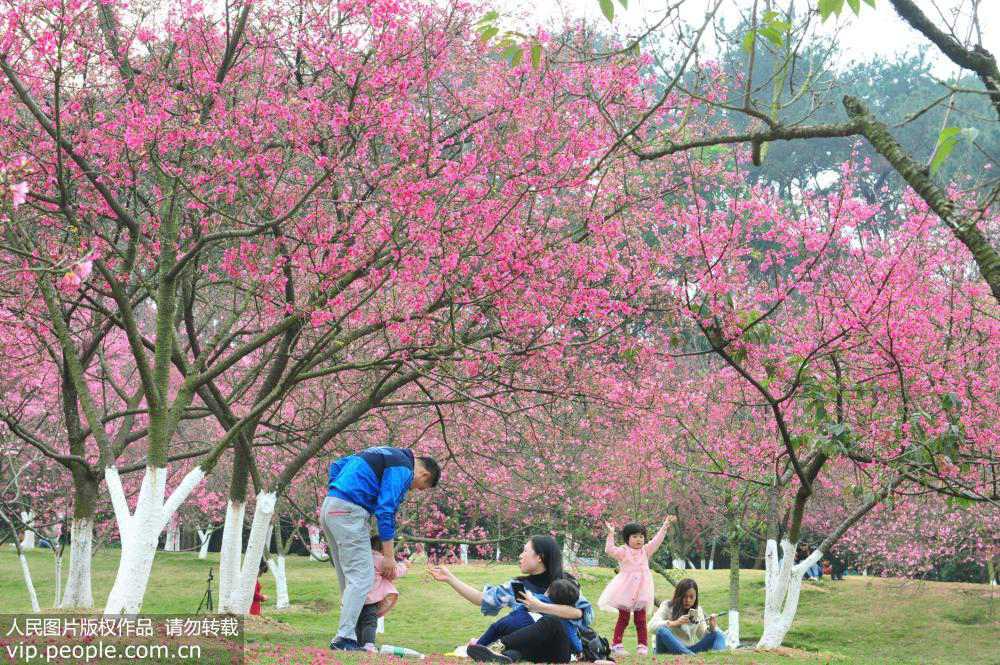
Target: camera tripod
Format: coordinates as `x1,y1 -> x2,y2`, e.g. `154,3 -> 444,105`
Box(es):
196,567 -> 214,614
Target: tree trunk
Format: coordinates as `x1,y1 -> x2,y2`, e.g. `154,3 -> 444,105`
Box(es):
307,524 -> 326,561
19,552 -> 41,612
708,539 -> 717,570
219,492 -> 276,614
103,465 -> 205,614
164,513 -> 181,552
268,516 -> 294,609
218,500 -> 246,607
198,527 -> 214,559
727,527 -> 740,648
758,539 -> 821,648
61,517 -> 93,608
752,540 -> 765,570
19,510 -> 35,549
269,554 -> 290,609
53,548 -> 63,607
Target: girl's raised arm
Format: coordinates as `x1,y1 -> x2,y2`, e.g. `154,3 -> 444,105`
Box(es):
604,522 -> 626,560
644,515 -> 675,556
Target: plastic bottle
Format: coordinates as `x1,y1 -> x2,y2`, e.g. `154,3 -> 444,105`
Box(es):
379,644 -> 426,659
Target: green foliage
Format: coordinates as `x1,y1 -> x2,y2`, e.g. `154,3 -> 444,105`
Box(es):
819,0 -> 876,21
596,0 -> 629,22
929,126 -> 979,174
474,11 -> 543,69
742,11 -> 793,53
719,31 -> 1000,215
598,0 -> 614,22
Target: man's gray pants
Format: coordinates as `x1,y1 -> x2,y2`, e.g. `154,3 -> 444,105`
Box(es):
321,495 -> 374,642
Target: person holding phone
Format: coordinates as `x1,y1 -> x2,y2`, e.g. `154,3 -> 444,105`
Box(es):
648,579 -> 727,655
467,579 -> 583,663
428,536 -> 594,655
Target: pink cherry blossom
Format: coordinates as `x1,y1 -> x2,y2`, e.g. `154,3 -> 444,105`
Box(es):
10,181 -> 28,208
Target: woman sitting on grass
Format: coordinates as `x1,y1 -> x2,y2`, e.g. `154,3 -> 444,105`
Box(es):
649,578 -> 726,655
428,535 -> 594,658
465,578 -> 582,664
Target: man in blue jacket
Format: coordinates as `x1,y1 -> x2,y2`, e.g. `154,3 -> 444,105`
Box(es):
322,446 -> 440,651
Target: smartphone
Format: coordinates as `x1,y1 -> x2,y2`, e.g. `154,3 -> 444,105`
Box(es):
510,581 -> 527,600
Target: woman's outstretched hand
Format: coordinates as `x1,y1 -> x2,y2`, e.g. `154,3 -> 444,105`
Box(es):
427,564 -> 451,582
662,515 -> 676,528
605,521 -> 615,533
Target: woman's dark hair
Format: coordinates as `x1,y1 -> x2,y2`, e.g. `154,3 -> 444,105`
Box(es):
517,535 -> 564,587
370,535 -> 382,551
259,558 -> 269,575
669,578 -> 699,620
547,578 -> 580,606
622,523 -> 647,542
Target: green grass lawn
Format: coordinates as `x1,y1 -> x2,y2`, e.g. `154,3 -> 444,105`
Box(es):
1,548 -> 997,664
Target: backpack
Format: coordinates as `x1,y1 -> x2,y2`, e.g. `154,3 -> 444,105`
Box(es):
577,626 -> 611,662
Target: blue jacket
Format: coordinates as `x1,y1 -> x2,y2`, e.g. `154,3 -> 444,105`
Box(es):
327,446 -> 414,540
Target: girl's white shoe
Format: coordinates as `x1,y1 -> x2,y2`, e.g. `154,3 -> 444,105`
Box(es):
636,644 -> 649,656
610,644 -> 628,656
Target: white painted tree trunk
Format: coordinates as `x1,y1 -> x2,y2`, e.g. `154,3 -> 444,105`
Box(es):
218,500 -> 246,606
726,610 -> 739,649
460,543 -> 469,564
219,492 -> 277,614
709,559 -> 715,570
699,558 -> 706,569
671,557 -> 685,569
103,466 -> 205,614
54,550 -> 63,607
562,535 -> 580,568
198,527 -> 214,559
61,517 -> 94,608
164,513 -> 181,551
307,524 -> 325,560
269,554 -> 290,609
757,539 -> 822,649
19,553 -> 40,612
19,511 -> 35,550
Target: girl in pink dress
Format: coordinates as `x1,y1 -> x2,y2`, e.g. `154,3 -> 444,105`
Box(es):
356,536 -> 409,652
597,516 -> 674,656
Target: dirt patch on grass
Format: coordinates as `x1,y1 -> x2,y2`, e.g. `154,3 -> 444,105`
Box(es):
801,583 -> 831,593
245,614 -> 303,634
754,646 -> 836,659
302,598 -> 334,612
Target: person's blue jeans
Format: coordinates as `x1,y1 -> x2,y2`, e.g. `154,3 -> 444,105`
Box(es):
654,627 -> 726,655
478,610 -> 536,646
807,563 -> 822,579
